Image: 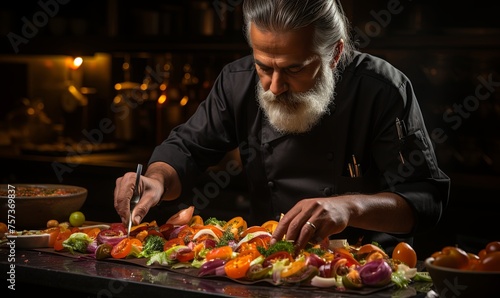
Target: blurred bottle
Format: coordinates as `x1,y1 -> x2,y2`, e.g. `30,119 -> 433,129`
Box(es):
181,55 -> 200,119
156,53 -> 183,144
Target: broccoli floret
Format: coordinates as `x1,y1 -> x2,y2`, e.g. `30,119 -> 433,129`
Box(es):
258,240 -> 295,257
306,247 -> 326,256
204,217 -> 227,227
139,235 -> 166,258
216,229 -> 235,247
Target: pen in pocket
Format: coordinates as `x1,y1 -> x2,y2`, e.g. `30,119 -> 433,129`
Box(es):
395,117 -> 406,164
348,154 -> 362,177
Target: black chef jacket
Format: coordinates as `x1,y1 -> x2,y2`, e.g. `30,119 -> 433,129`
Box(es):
150,51 -> 451,251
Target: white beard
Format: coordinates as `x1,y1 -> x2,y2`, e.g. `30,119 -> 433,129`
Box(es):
257,62 -> 336,134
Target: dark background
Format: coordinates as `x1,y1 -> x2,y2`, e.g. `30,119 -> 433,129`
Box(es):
1,0 -> 499,259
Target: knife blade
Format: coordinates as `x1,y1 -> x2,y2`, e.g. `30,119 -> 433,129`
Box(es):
127,163 -> 143,237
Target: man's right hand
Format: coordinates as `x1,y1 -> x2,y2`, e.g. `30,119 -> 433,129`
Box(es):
113,172 -> 164,226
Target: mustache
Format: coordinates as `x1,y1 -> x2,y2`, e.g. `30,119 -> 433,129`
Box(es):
260,87 -> 309,110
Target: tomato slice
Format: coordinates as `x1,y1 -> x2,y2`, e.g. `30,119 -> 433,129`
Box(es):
41,227 -> 61,247
281,259 -> 306,278
238,247 -> 262,260
334,247 -> 360,267
247,235 -> 271,249
188,215 -> 204,228
54,229 -> 72,251
164,238 -> 185,251
223,216 -> 247,238
176,249 -> 195,262
83,227 -> 101,239
237,242 -> 256,253
177,225 -> 195,243
225,254 -> 253,279
261,220 -> 279,234
206,246 -> 233,261
357,243 -> 387,256
130,238 -> 143,251
135,230 -> 149,242
262,251 -> 293,268
111,238 -> 132,259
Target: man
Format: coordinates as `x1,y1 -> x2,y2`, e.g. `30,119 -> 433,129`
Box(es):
114,0 -> 450,253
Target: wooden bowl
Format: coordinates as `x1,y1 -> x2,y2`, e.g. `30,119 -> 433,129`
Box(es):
0,184 -> 87,230
425,257 -> 500,298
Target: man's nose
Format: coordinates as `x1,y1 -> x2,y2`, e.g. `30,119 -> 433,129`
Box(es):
269,71 -> 288,95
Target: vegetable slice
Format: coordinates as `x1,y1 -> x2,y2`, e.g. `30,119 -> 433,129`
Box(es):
358,259 -> 392,287
192,228 -> 222,242
205,246 -> 233,261
225,254 -> 253,279
111,238 -> 132,259
95,243 -> 113,259
54,229 -> 72,251
281,260 -> 306,278
310,275 -> 343,288
223,216 -> 247,238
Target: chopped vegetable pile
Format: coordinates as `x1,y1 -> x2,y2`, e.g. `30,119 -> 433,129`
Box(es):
46,206 -> 432,290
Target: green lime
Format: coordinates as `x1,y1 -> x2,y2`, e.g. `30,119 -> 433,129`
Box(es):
69,211 -> 86,227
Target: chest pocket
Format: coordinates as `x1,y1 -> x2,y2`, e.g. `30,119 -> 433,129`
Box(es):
333,158 -> 382,195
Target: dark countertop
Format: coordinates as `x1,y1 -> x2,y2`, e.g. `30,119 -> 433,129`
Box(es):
1,248 -> 432,298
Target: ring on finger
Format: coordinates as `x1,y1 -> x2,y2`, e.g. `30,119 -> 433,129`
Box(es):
305,221 -> 317,230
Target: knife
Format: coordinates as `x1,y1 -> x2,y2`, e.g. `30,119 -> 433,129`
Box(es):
127,163 -> 143,237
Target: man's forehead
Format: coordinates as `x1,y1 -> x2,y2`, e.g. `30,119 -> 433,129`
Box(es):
254,55 -> 319,69
250,23 -> 316,57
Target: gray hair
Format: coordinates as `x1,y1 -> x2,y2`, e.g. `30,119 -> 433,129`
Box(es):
243,0 -> 355,71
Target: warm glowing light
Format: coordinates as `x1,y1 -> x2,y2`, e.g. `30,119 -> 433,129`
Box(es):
158,94 -> 167,105
71,57 -> 83,69
160,83 -> 167,91
140,83 -> 148,90
115,83 -> 122,90
180,95 -> 189,106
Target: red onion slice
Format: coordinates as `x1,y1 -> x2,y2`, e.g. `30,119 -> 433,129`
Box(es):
358,259 -> 392,287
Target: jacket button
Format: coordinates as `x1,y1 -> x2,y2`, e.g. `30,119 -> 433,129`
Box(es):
323,187 -> 332,196
263,143 -> 271,152
326,152 -> 334,161
267,181 -> 275,189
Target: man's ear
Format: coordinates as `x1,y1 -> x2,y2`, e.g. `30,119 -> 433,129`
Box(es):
330,39 -> 344,69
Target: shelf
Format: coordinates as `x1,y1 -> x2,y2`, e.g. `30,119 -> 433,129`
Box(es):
363,32 -> 500,50
5,30 -> 500,56
0,35 -> 250,56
